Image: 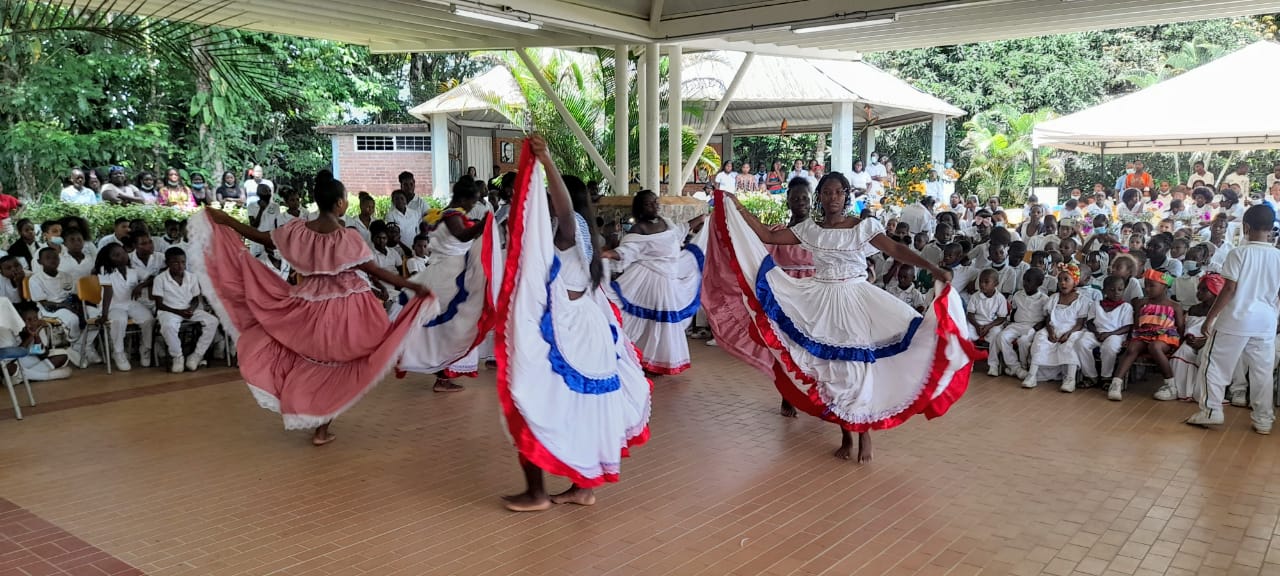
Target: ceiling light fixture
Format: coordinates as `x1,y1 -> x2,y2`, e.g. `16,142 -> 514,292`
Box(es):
452,5 -> 542,30
792,14 -> 897,34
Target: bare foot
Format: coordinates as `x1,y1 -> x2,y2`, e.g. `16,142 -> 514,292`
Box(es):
857,432 -> 873,464
780,399 -> 797,418
550,486 -> 596,506
834,429 -> 854,460
503,492 -> 552,512
433,379 -> 464,393
312,428 -> 336,446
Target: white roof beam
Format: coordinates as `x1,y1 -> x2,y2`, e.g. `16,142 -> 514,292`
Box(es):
655,0 -> 910,39
491,0 -> 653,38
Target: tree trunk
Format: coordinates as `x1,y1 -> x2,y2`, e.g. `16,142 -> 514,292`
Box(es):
192,34 -> 222,175
815,134 -> 826,167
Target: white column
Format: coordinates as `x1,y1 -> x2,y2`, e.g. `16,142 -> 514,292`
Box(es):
614,44 -> 630,196
831,102 -> 854,175
637,55 -> 648,192
431,113 -> 449,198
930,113 -> 947,168
862,126 -> 878,165
667,44 -> 683,195
645,43 -> 661,192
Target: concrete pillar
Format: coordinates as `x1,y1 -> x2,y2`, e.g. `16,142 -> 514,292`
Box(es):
667,44 -> 683,194
862,126 -> 878,165
644,43 -> 661,192
931,114 -> 947,168
614,44 -> 630,195
431,113 -> 449,198
831,102 -> 855,175
637,55 -> 647,190
721,133 -> 733,165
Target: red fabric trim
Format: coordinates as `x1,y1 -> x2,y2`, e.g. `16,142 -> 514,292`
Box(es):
442,369 -> 479,379
493,141 -> 620,489
710,190 -> 980,433
642,360 -> 691,376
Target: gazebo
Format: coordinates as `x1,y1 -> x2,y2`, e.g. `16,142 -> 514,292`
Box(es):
409,50 -> 963,197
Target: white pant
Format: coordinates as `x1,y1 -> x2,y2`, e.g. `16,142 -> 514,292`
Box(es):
158,310 -> 219,360
107,302 -> 155,360
1201,331 -> 1276,426
996,323 -> 1036,372
1076,333 -> 1125,379
18,355 -> 72,381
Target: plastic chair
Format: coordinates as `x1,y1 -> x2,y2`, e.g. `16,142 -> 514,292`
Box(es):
0,346 -> 35,420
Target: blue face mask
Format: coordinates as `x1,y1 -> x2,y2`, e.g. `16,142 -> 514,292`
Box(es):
1095,226 -> 1108,235
48,236 -> 64,246
944,162 -> 953,169
192,183 -> 205,190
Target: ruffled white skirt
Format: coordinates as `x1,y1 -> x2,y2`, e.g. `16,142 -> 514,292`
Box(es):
607,246 -> 704,375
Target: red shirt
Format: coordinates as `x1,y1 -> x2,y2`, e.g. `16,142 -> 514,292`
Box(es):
1124,173 -> 1153,191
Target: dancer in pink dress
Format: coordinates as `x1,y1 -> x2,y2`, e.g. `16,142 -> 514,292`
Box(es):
703,177 -> 814,418
190,171 -> 435,446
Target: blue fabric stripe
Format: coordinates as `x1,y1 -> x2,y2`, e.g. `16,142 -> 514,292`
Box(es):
543,256 -> 621,395
425,252 -> 471,328
610,242 -> 705,324
754,256 -> 923,362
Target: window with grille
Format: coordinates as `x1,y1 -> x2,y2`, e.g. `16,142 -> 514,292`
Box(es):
354,135 -> 431,152
355,135 -> 394,151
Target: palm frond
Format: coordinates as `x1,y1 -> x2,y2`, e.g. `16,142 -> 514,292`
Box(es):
1,0 -> 290,103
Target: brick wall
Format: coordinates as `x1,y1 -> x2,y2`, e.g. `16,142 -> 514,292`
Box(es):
331,134 -> 433,197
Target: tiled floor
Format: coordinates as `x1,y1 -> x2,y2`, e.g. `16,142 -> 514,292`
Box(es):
1,345 -> 1278,576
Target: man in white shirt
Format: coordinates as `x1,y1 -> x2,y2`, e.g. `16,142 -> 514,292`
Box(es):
1187,161 -> 1215,189
714,162 -> 737,193
241,165 -> 273,203
900,196 -> 937,237
867,153 -> 888,197
1223,162 -> 1251,193
1265,162 -> 1280,191
399,171 -> 430,215
1188,205 -> 1280,433
923,170 -> 946,205
60,168 -> 99,205
786,160 -> 809,185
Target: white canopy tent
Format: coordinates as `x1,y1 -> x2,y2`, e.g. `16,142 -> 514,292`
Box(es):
1033,41 -> 1280,154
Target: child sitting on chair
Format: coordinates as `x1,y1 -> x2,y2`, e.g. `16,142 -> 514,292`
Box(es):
1108,269 -> 1184,402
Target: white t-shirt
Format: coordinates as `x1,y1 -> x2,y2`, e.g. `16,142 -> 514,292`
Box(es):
371,247 -> 403,293
129,252 -> 164,281
57,251 -> 94,282
151,271 -> 201,310
714,171 -> 737,193
885,283 -> 926,310
248,201 -> 282,232
99,267 -> 142,310
848,171 -> 872,191
242,178 -> 274,201
257,253 -> 291,281
1187,171 -> 1215,188
28,268 -> 74,305
1089,301 -> 1134,333
96,234 -> 128,251
968,291 -> 1008,325
406,255 -> 429,275
1217,241 -> 1280,337
1009,290 -> 1049,325
386,206 -> 424,248
61,185 -> 98,205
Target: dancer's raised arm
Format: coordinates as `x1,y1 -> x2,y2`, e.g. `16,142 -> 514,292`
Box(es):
726,193 -> 799,245
872,234 -> 952,284
529,135 -> 576,251
208,208 -> 273,248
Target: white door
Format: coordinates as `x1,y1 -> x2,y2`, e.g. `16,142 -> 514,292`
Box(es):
465,135 -> 493,182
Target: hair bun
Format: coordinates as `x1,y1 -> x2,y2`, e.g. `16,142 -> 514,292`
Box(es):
315,169 -> 335,186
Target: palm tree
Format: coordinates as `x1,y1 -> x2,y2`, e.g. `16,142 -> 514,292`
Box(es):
484,47 -> 720,190
961,105 -> 1062,205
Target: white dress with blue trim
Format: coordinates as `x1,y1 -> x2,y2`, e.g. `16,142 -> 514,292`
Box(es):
391,212 -> 497,377
496,158 -> 650,487
716,199 -> 978,431
606,218 -> 704,375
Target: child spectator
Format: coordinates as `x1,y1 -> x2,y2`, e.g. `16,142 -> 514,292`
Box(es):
1109,269 -> 1184,401
1075,276 -> 1133,389
1060,198 -> 1083,222
407,234 -> 431,276
1084,251 -> 1107,293
1170,237 -> 1190,262
920,223 -> 954,266
1161,273 -> 1221,402
8,219 -> 38,269
939,242 -> 976,295
57,229 -> 94,282
1109,253 -> 1144,301
1145,233 -> 1183,277
1023,264 -> 1090,391
1003,241 -> 1030,294
7,302 -> 72,381
367,222 -> 402,304
1205,214 -> 1232,271
1188,205 -> 1280,432
129,232 -> 164,281
96,218 -> 131,251
1172,244 -> 1206,310
152,248 -> 219,373
0,256 -> 23,302
94,243 -> 155,371
258,247 -> 292,282
997,268 -> 1049,379
28,246 -> 99,367
968,269 -> 1008,375
885,265 -> 926,313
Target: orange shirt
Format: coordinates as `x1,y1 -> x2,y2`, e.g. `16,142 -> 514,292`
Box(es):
1124,172 -> 1153,191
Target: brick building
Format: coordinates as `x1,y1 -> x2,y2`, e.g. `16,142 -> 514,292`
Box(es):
316,124 -> 454,197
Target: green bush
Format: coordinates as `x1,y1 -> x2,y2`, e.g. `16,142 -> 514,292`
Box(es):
737,193 -> 789,226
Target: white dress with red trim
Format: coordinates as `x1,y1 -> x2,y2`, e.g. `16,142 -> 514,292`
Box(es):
497,153 -> 651,488
605,218 -> 704,375
391,209 -> 498,378
713,190 -> 979,432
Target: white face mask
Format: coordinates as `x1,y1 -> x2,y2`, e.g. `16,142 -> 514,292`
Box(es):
1126,168 -> 1135,175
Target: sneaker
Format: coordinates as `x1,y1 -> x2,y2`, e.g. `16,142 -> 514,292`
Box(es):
1230,389 -> 1248,408
1186,409 -> 1225,427
1021,376 -> 1038,389
1060,378 -> 1076,393
1254,422 -> 1272,435
705,339 -> 718,347
986,365 -> 1001,378
185,354 -> 202,372
114,356 -> 132,372
1009,367 -> 1028,380
1107,380 -> 1122,401
87,347 -> 102,365
1153,384 -> 1177,401
170,358 -> 184,374
140,352 -> 152,368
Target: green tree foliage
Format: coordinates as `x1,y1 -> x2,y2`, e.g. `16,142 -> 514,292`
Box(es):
961,106 -> 1063,205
